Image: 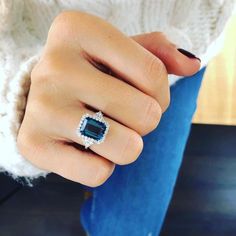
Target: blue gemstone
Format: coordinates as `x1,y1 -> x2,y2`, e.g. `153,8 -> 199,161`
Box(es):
80,117 -> 106,141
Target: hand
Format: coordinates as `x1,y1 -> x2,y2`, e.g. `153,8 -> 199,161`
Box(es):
17,11 -> 200,186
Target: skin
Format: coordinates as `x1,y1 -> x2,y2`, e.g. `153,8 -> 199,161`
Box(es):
17,11 -> 200,187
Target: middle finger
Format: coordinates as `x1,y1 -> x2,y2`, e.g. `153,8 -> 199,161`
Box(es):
63,59 -> 162,136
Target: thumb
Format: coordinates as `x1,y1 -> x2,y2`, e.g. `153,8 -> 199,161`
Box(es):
131,32 -> 201,76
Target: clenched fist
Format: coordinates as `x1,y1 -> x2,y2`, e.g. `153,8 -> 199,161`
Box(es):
17,11 -> 200,187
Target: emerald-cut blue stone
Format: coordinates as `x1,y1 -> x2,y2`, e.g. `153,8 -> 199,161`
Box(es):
80,117 -> 106,141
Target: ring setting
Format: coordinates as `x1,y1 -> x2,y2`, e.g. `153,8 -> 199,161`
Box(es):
76,111 -> 110,149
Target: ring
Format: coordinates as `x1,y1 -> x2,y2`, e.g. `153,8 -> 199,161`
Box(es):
76,111 -> 110,149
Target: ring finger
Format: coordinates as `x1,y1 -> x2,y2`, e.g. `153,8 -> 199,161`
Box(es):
52,104 -> 143,165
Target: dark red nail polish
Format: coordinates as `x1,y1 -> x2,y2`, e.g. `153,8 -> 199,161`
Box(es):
177,48 -> 201,62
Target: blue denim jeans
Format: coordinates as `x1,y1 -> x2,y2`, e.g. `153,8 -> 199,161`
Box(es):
80,67 -> 206,236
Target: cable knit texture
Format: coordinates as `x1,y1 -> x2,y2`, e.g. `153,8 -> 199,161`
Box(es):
0,0 -> 235,180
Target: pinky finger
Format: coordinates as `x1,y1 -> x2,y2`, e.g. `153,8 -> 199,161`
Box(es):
32,139 -> 115,187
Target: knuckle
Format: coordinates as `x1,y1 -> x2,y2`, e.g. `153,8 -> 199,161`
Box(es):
142,97 -> 162,134
47,12 -> 74,48
145,56 -> 167,85
148,31 -> 167,41
149,32 -> 176,48
31,63 -> 41,82
30,61 -> 64,105
146,56 -> 160,77
31,59 -> 51,85
89,163 -> 115,187
32,54 -> 62,81
54,11 -> 73,22
54,10 -> 85,24
50,10 -> 88,43
17,129 -> 39,161
51,11 -> 74,32
30,57 -> 58,86
29,100 -> 61,138
120,132 -> 143,165
162,89 -> 171,112
28,92 -> 50,118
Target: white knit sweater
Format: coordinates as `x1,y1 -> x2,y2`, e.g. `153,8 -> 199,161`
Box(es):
0,0 -> 235,180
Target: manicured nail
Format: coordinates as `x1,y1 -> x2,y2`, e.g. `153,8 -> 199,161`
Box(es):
177,48 -> 201,62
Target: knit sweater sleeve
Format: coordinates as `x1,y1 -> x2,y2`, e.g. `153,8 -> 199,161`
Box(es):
0,0 -> 48,180
0,0 -> 115,181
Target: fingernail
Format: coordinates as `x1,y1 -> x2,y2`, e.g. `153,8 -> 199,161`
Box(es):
177,48 -> 201,62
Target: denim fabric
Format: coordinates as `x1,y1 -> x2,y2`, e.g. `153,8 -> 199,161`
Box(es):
80,68 -> 206,236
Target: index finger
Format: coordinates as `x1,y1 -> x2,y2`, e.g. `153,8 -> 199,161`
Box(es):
47,11 -> 169,111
